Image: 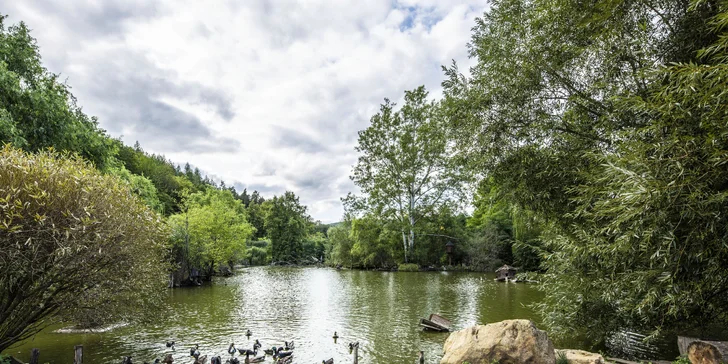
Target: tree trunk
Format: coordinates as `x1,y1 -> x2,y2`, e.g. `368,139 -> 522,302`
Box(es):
402,231 -> 408,263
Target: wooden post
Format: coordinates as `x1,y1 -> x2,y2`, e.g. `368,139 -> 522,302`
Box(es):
29,348 -> 39,364
74,345 -> 83,364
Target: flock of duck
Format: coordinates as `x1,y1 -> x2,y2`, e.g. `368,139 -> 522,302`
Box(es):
122,330 -> 343,364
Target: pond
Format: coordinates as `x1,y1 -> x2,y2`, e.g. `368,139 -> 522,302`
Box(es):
3,267 -> 676,363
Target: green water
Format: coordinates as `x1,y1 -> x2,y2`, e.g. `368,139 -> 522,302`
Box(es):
3,267 -> 673,363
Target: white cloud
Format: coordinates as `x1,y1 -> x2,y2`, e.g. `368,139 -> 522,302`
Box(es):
4,0 -> 487,222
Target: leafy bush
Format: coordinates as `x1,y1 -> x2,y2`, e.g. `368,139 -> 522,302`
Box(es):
398,263 -> 419,272
0,146 -> 169,351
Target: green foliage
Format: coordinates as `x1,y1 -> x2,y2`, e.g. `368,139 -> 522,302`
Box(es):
397,263 -> 419,272
349,215 -> 398,268
347,85 -> 470,262
246,240 -> 271,266
671,356 -> 690,364
328,222 -> 354,267
108,165 -> 163,212
302,232 -> 327,263
0,146 -> 168,351
168,188 -> 253,274
442,0 -> 728,343
0,16 -> 116,169
267,191 -> 309,263
537,1 -> 728,340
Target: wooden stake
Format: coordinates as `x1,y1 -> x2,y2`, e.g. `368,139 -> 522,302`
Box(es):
74,345 -> 83,364
29,348 -> 39,364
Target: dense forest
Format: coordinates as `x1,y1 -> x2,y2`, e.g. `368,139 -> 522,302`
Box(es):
1,0 -> 727,353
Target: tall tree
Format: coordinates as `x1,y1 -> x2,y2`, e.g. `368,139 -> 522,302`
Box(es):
266,191 -> 308,263
348,86 -> 468,262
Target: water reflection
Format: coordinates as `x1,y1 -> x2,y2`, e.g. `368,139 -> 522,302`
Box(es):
4,267 -> 676,363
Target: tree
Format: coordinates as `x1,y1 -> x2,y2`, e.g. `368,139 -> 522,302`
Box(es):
443,0 -> 726,342
109,165 -> 163,212
168,188 -> 253,276
248,199 -> 272,240
0,15 -> 115,169
266,191 -> 308,263
538,2 -> 728,340
348,86 -> 469,262
0,146 -> 168,351
441,0 -> 717,222
328,222 -> 354,268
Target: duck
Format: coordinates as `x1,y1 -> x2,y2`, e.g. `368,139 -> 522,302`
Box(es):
245,352 -> 266,363
162,354 -> 174,364
249,356 -> 265,363
253,339 -> 262,350
418,350 -> 425,364
332,331 -> 339,340
264,347 -> 276,356
122,357 -> 133,364
165,341 -> 175,351
276,355 -> 293,364
237,347 -> 257,356
142,360 -> 160,364
246,329 -> 252,337
274,347 -> 293,359
227,343 -> 236,355
193,354 -> 207,364
191,344 -> 200,358
226,358 -> 240,364
284,341 -> 294,350
210,356 -> 222,364
322,359 -> 334,364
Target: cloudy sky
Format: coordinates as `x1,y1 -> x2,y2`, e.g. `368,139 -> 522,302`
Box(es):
4,0 -> 486,223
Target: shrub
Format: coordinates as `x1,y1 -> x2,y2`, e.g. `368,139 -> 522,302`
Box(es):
0,146 -> 169,351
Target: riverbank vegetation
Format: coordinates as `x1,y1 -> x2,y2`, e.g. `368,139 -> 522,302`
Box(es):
336,0 -> 728,347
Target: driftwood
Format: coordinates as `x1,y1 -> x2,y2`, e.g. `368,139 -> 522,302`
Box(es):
420,313 -> 452,332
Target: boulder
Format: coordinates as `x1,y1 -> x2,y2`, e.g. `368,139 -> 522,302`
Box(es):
555,349 -> 606,364
688,341 -> 723,364
440,319 -> 555,364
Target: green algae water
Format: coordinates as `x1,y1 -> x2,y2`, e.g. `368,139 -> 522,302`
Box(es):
3,267 -> 675,363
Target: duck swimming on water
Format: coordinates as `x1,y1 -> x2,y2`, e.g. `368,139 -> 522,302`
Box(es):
332,332 -> 339,340
284,341 -> 294,350
227,343 -> 236,355
274,347 -> 293,359
190,344 -> 200,358
165,341 -> 175,351
246,329 -> 252,337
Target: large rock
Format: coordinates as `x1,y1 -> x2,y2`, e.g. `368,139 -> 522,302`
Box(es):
440,319 -> 555,364
688,341 -> 723,364
555,349 -> 606,364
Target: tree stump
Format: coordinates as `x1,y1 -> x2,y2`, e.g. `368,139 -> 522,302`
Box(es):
688,341 -> 723,364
